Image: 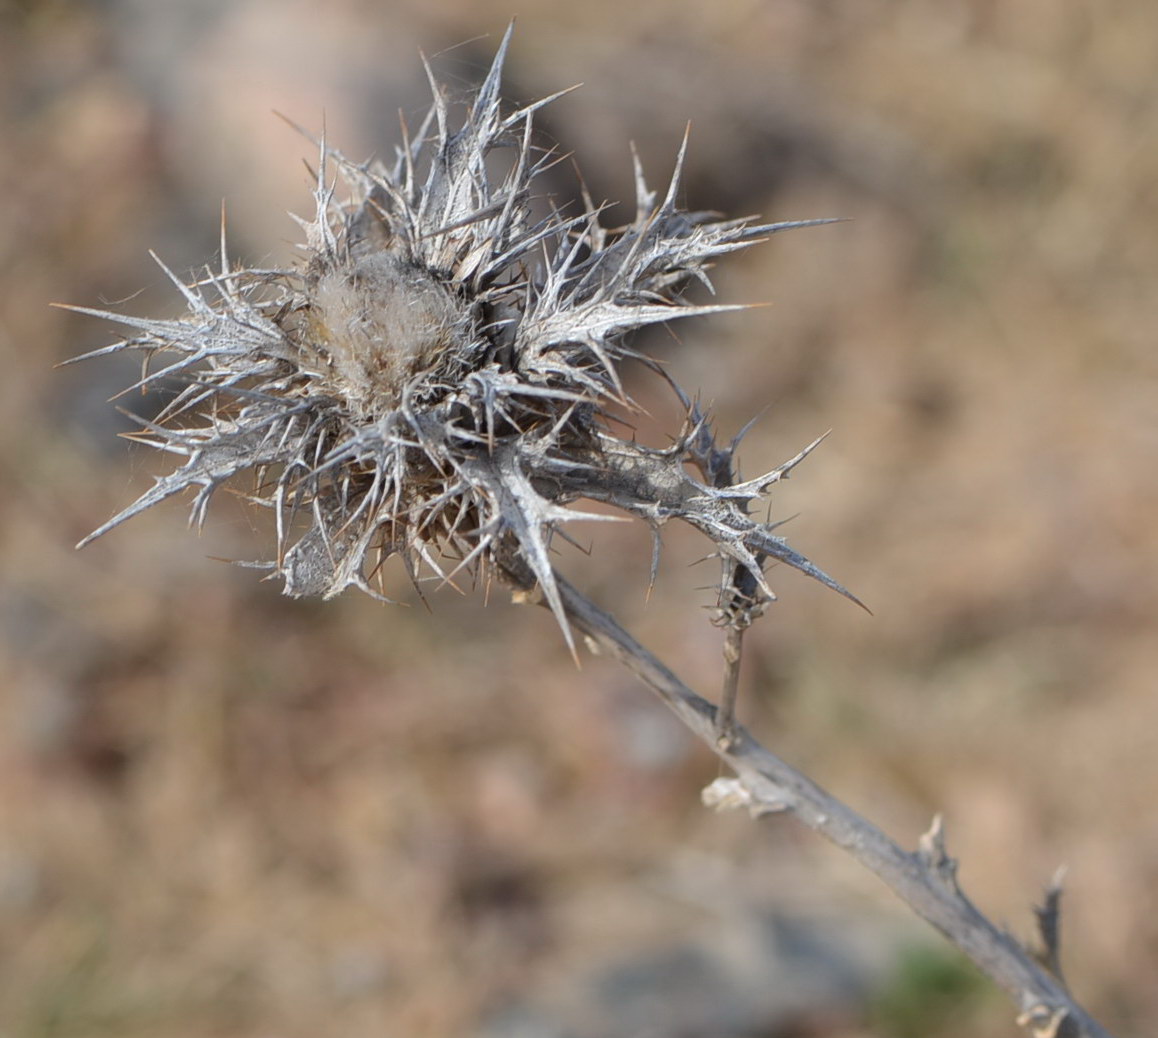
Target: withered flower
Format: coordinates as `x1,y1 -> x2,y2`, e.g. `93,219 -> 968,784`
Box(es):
71,26 -> 857,652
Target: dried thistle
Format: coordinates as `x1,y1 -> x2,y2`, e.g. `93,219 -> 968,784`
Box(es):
69,25 -> 859,653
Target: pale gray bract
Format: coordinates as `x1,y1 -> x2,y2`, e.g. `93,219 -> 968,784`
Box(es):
72,25 -> 856,652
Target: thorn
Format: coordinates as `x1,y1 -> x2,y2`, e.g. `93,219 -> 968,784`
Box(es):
729,406 -> 770,452
659,123 -> 692,215
747,216 -> 850,236
726,430 -> 830,497
217,200 -> 233,281
918,813 -> 946,857
1033,865 -> 1069,988
1015,1005 -> 1071,1038
646,525 -> 662,602
917,813 -> 959,890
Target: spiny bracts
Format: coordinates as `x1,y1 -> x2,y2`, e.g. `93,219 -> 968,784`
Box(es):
70,25 -> 859,652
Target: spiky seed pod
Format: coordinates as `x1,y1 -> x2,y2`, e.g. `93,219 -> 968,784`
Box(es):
70,25 -> 859,652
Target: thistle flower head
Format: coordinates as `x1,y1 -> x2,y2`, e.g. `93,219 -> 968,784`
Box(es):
72,25 -> 858,651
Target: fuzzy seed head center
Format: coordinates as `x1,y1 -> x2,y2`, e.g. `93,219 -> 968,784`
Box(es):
305,253 -> 465,414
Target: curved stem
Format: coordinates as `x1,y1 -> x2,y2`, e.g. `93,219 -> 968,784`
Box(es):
552,574 -> 1112,1038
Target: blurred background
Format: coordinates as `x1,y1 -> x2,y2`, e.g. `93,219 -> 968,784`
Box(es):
2,1 -> 1156,1035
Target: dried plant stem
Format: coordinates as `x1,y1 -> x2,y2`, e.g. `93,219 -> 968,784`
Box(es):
716,624 -> 744,745
548,574 -> 1112,1038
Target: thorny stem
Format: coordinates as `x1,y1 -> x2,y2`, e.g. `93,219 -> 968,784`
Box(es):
686,409 -> 764,747
544,574 -> 1113,1038
716,625 -> 744,747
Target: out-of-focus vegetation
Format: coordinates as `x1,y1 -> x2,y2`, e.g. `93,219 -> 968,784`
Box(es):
870,947 -> 996,1038
2,2 -> 1155,1035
